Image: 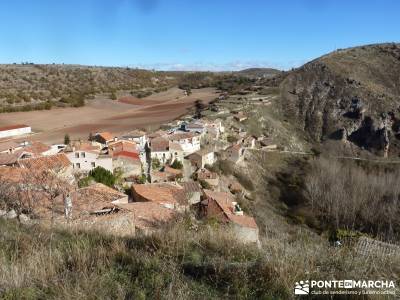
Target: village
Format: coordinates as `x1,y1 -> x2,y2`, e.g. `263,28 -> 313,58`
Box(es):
0,94 -> 277,246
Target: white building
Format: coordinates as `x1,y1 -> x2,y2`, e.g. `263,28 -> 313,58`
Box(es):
167,132 -> 201,155
44,144 -> 67,156
150,137 -> 171,164
0,125 -> 31,139
121,131 -> 148,150
66,150 -> 113,173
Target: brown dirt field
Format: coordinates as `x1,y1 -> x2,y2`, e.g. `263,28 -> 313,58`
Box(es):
0,88 -> 217,144
118,96 -> 164,106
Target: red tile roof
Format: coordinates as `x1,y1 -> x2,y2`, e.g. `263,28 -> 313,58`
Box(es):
169,142 -> 184,152
150,137 -> 169,152
0,141 -> 21,152
109,140 -> 137,153
71,183 -> 128,214
0,166 -> 30,183
204,190 -> 258,229
0,124 -> 30,132
113,150 -> 140,161
23,141 -> 51,155
132,183 -> 187,206
180,181 -> 202,195
96,132 -> 114,142
0,152 -> 18,166
18,153 -> 71,172
164,166 -> 182,176
117,202 -> 176,230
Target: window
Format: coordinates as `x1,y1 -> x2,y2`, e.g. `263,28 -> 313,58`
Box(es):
76,163 -> 81,169
91,162 -> 95,168
75,153 -> 80,158
81,152 -> 86,158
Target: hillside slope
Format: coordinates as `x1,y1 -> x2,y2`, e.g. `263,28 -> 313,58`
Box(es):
237,68 -> 281,79
280,43 -> 400,156
0,64 -> 176,111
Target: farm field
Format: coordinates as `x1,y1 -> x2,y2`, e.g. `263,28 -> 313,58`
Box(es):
0,87 -> 217,144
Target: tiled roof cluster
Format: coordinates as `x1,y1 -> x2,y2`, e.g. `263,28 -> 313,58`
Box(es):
18,153 -> 71,172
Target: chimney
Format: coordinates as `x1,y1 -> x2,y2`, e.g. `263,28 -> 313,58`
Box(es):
233,203 -> 243,216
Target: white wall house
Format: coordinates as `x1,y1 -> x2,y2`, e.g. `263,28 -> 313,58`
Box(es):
151,150 -> 171,164
169,142 -> 184,164
0,125 -> 31,139
167,133 -> 201,156
66,150 -> 113,173
121,131 -> 148,150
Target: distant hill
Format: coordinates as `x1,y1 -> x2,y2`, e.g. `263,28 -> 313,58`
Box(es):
280,43 -> 400,156
237,68 -> 281,78
0,64 -> 177,112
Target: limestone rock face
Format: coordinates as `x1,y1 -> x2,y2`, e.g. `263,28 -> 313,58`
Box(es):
281,43 -> 400,156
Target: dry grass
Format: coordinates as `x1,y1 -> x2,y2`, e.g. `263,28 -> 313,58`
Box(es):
0,217 -> 278,300
306,158 -> 400,241
2,212 -> 399,300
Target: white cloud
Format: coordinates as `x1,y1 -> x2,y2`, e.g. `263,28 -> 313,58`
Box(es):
128,60 -> 305,72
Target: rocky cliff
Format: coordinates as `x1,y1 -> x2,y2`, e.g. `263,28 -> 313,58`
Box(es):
281,43 -> 400,156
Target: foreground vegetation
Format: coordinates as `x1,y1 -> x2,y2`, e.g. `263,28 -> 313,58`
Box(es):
1,211 -> 399,300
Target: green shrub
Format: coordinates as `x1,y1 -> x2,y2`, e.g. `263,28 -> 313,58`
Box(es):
64,134 -> 70,145
89,167 -> 116,187
151,158 -> 161,170
199,179 -> 211,189
170,160 -> 183,170
78,176 -> 92,188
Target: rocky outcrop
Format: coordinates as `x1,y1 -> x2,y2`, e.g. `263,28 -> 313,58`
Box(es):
281,43 -> 400,156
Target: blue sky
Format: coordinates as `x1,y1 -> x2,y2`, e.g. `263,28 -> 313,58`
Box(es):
0,0 -> 399,70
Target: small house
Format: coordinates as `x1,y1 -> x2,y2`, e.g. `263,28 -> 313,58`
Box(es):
94,132 -> 115,145
200,190 -> 259,244
225,144 -> 245,163
131,183 -> 188,211
197,168 -> 219,187
0,124 -> 31,139
186,149 -> 215,169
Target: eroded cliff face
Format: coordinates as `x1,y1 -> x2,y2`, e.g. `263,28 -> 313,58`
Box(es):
281,43 -> 400,156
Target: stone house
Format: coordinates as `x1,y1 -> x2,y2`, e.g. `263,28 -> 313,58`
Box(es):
200,190 -> 259,244
197,168 -> 219,187
131,183 -> 188,211
112,151 -> 142,177
225,144 -> 245,163
186,149 -> 215,169
179,181 -> 202,205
